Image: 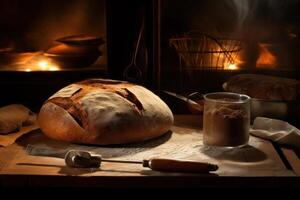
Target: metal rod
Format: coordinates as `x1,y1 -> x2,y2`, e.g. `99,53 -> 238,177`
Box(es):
101,159 -> 143,165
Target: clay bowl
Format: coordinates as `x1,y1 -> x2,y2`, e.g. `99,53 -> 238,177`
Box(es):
44,53 -> 102,69
45,34 -> 105,68
45,44 -> 102,69
56,34 -> 105,46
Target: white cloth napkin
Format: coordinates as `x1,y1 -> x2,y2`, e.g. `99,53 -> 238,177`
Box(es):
251,117 -> 300,149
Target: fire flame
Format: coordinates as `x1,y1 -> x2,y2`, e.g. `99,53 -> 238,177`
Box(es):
38,61 -> 49,70
37,60 -> 59,71
23,54 -> 60,72
256,44 -> 277,68
225,63 -> 239,70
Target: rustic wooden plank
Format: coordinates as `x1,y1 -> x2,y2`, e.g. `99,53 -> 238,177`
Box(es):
0,146 -> 19,171
282,148 -> 300,176
0,115 -> 296,178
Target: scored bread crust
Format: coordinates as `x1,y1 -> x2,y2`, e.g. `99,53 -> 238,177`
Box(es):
38,79 -> 174,145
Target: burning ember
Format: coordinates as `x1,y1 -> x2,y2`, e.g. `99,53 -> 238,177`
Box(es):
37,60 -> 59,71
0,52 -> 61,71
225,63 -> 239,70
38,61 -> 49,70
23,53 -> 60,72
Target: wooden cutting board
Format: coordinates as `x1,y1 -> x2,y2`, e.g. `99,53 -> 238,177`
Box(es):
0,115 -> 295,178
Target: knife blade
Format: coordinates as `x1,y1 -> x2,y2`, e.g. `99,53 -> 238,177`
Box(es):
26,144 -> 69,158
162,91 -> 198,105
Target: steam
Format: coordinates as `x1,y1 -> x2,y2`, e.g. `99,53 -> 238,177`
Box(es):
229,0 -> 285,34
230,0 -> 252,31
227,0 -> 291,68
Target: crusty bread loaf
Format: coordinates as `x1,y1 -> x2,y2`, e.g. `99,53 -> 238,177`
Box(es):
0,104 -> 36,135
223,74 -> 300,101
38,79 -> 174,145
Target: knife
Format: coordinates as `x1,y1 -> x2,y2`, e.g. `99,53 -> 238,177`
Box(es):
25,144 -> 218,173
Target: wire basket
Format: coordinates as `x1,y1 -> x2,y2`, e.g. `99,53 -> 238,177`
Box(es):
169,32 -> 243,70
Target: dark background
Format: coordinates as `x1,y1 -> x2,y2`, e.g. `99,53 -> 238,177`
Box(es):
160,0 -> 300,94
0,0 -> 106,52
0,0 -> 300,118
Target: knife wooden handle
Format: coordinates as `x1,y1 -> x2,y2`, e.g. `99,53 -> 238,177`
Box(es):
143,158 -> 218,173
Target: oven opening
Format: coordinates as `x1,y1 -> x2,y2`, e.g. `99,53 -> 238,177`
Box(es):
160,0 -> 300,94
0,0 -> 107,72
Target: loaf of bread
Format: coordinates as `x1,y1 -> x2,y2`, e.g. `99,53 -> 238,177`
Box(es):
38,79 -> 174,145
223,74 -> 300,101
0,104 -> 36,135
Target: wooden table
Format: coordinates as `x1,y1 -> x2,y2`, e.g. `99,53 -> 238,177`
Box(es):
0,115 -> 299,188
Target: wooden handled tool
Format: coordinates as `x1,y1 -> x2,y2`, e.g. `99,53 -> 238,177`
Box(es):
143,158 -> 218,173
65,150 -> 218,173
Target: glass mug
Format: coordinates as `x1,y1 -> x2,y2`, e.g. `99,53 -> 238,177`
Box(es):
189,92 -> 251,148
